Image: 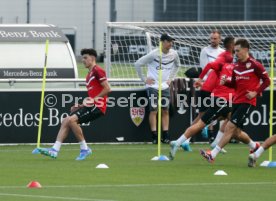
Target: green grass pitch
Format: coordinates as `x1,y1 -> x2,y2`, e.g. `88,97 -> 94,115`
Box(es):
0,144 -> 276,201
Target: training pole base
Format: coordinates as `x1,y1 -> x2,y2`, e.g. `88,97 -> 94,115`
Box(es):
260,160 -> 276,167
151,155 -> 169,161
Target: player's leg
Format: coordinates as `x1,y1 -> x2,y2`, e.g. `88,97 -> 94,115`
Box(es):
72,105 -> 103,160
181,90 -> 208,150
161,109 -> 169,143
161,88 -> 171,143
248,135 -> 276,167
39,114 -> 73,158
149,111 -> 158,144
201,103 -> 253,162
170,99 -> 224,160
169,119 -> 206,160
147,88 -> 158,144
233,130 -> 259,152
210,119 -> 228,153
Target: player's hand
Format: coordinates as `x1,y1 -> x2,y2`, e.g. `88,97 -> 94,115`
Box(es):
194,79 -> 203,88
166,80 -> 171,86
246,90 -> 257,100
220,75 -> 227,85
146,78 -> 155,85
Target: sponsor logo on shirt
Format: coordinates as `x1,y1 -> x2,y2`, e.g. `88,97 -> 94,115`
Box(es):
236,76 -> 250,80
246,62 -> 252,69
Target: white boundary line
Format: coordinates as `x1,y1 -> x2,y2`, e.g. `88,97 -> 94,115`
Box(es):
0,193 -> 115,201
0,182 -> 276,189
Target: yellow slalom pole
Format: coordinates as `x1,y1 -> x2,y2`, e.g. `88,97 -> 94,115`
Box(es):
269,43 -> 274,161
157,41 -> 163,157
36,39 -> 49,148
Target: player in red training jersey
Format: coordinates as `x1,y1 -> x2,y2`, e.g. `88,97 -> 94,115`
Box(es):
38,48 -> 111,160
200,38 -> 270,163
181,36 -> 235,152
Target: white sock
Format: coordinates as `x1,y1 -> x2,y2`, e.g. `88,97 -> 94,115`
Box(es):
254,146 -> 265,158
248,140 -> 256,150
211,145 -> 221,158
52,141 -> 62,152
185,137 -> 191,143
80,140 -> 88,150
211,131 -> 224,147
176,135 -> 187,146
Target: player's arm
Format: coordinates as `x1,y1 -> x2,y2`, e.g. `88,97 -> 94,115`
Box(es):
134,50 -> 156,83
199,48 -> 208,68
168,52 -> 180,85
255,63 -> 270,95
221,69 -> 236,88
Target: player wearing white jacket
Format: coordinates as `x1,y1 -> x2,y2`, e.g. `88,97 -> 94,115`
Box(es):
135,33 -> 180,144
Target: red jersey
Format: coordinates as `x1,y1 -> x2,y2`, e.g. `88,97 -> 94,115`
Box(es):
200,51 -> 233,92
227,57 -> 270,106
212,63 -> 235,102
86,65 -> 108,113
199,50 -> 233,80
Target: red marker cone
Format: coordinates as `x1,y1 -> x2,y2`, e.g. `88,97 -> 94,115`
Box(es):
27,181 -> 42,188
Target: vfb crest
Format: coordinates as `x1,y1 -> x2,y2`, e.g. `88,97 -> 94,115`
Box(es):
130,107 -> 145,127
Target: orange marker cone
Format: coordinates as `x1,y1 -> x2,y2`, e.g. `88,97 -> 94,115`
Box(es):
27,181 -> 42,188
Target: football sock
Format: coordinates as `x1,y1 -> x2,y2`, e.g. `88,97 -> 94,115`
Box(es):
248,140 -> 256,150
254,146 -> 265,158
52,141 -> 62,152
211,131 -> 224,147
176,135 -> 187,146
151,131 -> 157,140
80,140 -> 88,150
211,145 -> 221,158
162,130 -> 169,140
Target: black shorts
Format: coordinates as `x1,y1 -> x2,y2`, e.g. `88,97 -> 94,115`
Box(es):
147,87 -> 170,111
71,105 -> 103,124
230,103 -> 254,129
201,97 -> 231,125
197,90 -> 211,112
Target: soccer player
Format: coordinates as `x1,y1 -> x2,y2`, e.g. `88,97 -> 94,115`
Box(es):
181,35 -> 233,152
248,135 -> 276,167
38,48 -> 111,160
182,30 -> 224,150
135,33 -> 180,144
200,38 -> 270,163
195,36 -> 235,152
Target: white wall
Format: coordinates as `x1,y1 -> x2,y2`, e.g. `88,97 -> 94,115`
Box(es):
31,0 -> 93,56
0,0 -> 27,23
0,0 -> 154,55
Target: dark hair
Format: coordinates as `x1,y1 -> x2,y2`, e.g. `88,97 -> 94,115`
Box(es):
235,39 -> 250,49
80,48 -> 97,58
223,36 -> 235,48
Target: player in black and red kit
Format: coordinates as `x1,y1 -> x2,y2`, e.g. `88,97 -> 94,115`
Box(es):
39,48 -> 111,160
200,39 -> 270,163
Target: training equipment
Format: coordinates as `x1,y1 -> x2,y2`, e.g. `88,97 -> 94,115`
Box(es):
96,164 -> 109,169
76,148 -> 92,161
105,21 -> 276,86
32,39 -> 49,154
214,170 -> 227,176
27,181 -> 42,188
261,44 -> 276,168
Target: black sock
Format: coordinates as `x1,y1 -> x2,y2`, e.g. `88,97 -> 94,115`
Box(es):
162,130 -> 169,140
151,131 -> 157,140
